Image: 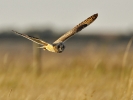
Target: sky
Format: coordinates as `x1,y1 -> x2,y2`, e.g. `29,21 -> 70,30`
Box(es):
0,0 -> 133,34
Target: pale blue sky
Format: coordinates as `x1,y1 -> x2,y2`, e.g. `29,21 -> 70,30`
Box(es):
0,0 -> 133,33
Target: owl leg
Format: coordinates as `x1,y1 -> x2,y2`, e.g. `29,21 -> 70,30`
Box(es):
37,46 -> 46,50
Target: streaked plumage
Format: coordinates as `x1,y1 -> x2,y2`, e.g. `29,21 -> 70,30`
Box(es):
12,13 -> 98,53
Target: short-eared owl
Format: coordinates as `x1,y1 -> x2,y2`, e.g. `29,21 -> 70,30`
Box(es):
12,13 -> 98,53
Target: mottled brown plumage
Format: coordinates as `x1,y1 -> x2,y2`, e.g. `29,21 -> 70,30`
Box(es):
12,13 -> 98,53
53,13 -> 98,44
12,30 -> 48,46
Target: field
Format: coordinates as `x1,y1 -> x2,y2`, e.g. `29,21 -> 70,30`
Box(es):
0,40 -> 133,100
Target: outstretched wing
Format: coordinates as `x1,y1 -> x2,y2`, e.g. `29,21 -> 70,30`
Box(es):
53,13 -> 98,44
12,30 -> 48,46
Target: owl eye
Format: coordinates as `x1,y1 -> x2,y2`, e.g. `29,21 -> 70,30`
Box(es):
57,45 -> 60,48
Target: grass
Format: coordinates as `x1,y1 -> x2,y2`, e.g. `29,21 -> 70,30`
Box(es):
0,43 -> 133,100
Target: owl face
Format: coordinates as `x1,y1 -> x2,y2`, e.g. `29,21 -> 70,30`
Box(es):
53,43 -> 65,53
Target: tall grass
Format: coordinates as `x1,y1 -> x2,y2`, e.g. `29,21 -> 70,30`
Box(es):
0,43 -> 133,100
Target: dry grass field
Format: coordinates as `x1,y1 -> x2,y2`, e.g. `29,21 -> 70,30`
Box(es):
0,41 -> 133,100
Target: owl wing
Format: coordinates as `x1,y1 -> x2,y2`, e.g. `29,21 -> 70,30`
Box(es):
12,30 -> 48,46
53,13 -> 98,44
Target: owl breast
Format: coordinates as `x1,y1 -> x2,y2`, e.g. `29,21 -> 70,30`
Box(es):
45,44 -> 56,52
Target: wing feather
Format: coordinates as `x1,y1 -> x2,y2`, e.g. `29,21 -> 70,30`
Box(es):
53,13 -> 98,44
12,30 -> 48,46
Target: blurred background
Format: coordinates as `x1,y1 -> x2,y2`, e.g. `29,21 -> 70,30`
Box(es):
0,0 -> 133,99
0,0 -> 133,55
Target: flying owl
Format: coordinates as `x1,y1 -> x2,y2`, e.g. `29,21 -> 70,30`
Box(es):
12,13 -> 98,53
